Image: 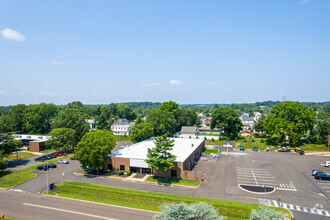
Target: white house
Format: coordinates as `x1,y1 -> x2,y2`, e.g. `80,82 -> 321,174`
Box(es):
86,119 -> 96,131
240,117 -> 255,130
111,122 -> 132,136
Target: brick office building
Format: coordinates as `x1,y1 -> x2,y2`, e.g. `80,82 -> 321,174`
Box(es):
109,138 -> 205,180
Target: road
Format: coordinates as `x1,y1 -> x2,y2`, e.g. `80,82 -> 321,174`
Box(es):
0,190 -> 155,220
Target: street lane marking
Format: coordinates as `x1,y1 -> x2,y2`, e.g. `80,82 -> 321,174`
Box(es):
324,210 -> 330,216
296,206 -> 301,211
251,169 -> 258,186
23,203 -> 117,220
303,207 -> 308,212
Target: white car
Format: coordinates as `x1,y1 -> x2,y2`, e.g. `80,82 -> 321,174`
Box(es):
324,161 -> 330,168
58,159 -> 69,164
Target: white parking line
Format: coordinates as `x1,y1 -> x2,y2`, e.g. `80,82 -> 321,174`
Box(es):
324,210 -> 330,216
251,169 -> 258,186
23,203 -> 117,220
303,207 -> 308,212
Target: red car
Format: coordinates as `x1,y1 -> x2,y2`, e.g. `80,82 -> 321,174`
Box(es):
54,152 -> 63,156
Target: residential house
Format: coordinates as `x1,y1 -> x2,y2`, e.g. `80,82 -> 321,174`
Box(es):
117,118 -> 129,124
239,130 -> 252,137
240,117 -> 255,130
111,122 -> 132,136
180,126 -> 198,136
86,119 -> 96,131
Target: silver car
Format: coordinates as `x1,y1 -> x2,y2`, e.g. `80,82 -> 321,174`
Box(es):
58,159 -> 69,164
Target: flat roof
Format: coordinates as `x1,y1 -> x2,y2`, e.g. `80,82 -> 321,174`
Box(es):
111,138 -> 204,162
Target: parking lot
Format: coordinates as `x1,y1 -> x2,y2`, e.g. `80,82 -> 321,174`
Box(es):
305,172 -> 330,199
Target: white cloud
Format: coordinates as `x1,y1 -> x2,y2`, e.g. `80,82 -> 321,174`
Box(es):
300,0 -> 313,5
169,80 -> 182,85
49,60 -> 63,66
1,28 -> 26,42
141,82 -> 160,87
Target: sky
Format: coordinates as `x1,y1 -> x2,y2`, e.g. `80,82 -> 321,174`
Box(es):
0,0 -> 329,105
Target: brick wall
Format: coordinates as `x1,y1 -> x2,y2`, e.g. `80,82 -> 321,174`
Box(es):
29,141 -> 46,152
109,157 -> 130,172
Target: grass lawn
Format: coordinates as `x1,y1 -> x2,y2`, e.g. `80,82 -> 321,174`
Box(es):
5,151 -> 36,161
205,138 -> 329,152
0,154 -> 73,189
145,176 -> 200,187
47,181 -> 290,220
203,149 -> 219,155
30,148 -> 56,154
114,135 -> 131,142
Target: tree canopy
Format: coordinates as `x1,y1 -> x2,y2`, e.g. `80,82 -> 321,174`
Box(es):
264,101 -> 316,146
210,107 -> 242,139
146,136 -> 176,180
46,128 -> 75,151
147,109 -> 177,136
130,123 -> 154,143
75,130 -> 116,173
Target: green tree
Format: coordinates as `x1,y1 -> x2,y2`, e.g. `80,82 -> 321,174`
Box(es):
75,130 -> 116,174
210,107 -> 242,140
51,108 -> 89,147
264,102 -> 316,146
146,136 -> 176,180
153,202 -> 225,220
254,114 -> 267,135
46,128 -> 75,151
0,134 -> 16,157
9,104 -> 27,132
176,108 -> 198,128
135,115 -> 144,125
159,101 -> 179,115
0,114 -> 11,133
250,206 -> 288,220
131,123 -> 154,143
147,110 -> 177,136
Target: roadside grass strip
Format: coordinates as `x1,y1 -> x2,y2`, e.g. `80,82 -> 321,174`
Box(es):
5,151 -> 37,161
0,154 -> 73,189
203,149 -> 219,155
145,176 -> 200,187
47,181 -> 291,220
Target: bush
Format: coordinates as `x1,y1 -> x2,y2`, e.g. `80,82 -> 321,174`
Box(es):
235,137 -> 238,141
260,138 -> 264,143
211,138 -> 215,142
252,138 -> 255,142
244,138 -> 247,143
250,206 -> 288,220
153,202 -> 225,220
189,136 -> 191,139
117,170 -> 131,176
204,137 -> 207,140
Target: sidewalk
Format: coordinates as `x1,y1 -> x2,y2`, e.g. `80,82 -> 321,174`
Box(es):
125,173 -> 150,182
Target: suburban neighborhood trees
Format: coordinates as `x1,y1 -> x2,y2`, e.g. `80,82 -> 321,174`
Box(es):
263,101 -> 315,146
46,128 -> 75,151
153,202 -> 225,220
0,134 -> 16,170
210,107 -> 242,139
75,130 -> 116,174
130,123 -> 154,143
147,109 -> 177,136
254,114 -> 267,135
146,136 -> 176,180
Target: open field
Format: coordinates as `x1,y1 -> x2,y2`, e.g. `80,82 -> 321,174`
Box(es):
145,176 -> 200,187
205,137 -> 328,152
47,181 -> 290,219
114,135 -> 131,142
0,154 -> 73,188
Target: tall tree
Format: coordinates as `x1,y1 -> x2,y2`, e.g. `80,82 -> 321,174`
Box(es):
176,108 -> 198,128
254,114 -> 267,135
9,104 -> 27,132
211,107 -> 242,139
131,123 -> 154,143
264,101 -> 316,146
159,101 -> 179,115
135,115 -> 144,125
46,128 -> 75,151
75,130 -> 116,174
147,109 -> 177,136
51,108 -> 89,147
146,136 -> 176,180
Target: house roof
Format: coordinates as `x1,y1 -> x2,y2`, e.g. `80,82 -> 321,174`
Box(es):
111,122 -> 130,126
198,126 -> 220,131
241,117 -> 254,122
111,138 -> 204,163
180,126 -> 197,134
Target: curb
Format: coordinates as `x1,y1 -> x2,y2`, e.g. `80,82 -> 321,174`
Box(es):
43,193 -> 159,214
238,184 -> 275,195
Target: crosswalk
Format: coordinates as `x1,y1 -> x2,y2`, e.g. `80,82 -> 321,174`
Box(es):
276,181 -> 297,191
258,199 -> 330,217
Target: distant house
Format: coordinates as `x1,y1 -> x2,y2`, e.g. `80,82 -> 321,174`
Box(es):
86,119 -> 96,131
198,113 -> 208,126
205,118 -> 212,126
111,122 -> 132,136
239,130 -> 252,137
180,126 -> 197,136
198,126 -> 221,134
253,112 -> 262,121
240,117 -> 255,130
117,118 -> 129,124
223,141 -> 233,148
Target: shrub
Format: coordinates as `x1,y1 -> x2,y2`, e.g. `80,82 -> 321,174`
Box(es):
189,136 -> 191,139
260,138 -> 264,143
235,137 -> 238,141
204,137 -> 207,140
211,138 -> 215,142
252,138 -> 255,142
153,202 -> 225,220
250,206 -> 288,220
196,136 -> 199,139
244,138 -> 247,143
117,170 -> 131,176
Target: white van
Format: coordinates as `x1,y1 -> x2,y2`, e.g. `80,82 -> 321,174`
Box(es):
324,161 -> 330,167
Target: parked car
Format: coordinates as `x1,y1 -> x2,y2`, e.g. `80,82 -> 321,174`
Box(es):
58,159 -> 69,164
324,161 -> 330,168
253,147 -> 258,152
36,165 -> 48,171
46,154 -> 56,159
312,169 -> 323,176
314,170 -> 325,178
286,147 -> 291,152
54,152 -> 63,156
47,163 -> 57,168
279,147 -> 289,152
315,172 -> 330,180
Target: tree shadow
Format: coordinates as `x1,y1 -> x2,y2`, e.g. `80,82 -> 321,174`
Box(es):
0,171 -> 12,178
6,159 -> 31,168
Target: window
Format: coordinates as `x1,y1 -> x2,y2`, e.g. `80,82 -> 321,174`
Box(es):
120,165 -> 125,170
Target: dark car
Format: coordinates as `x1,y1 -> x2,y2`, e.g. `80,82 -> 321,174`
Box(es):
46,154 -> 56,159
315,172 -> 330,180
36,156 -> 48,161
35,156 -> 43,161
314,171 -> 325,179
312,169 -> 323,176
47,163 -> 57,168
36,165 -> 48,171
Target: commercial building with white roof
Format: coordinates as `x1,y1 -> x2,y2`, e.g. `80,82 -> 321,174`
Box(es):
109,138 -> 205,180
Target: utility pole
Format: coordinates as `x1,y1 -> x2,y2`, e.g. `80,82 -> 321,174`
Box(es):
328,134 -> 330,152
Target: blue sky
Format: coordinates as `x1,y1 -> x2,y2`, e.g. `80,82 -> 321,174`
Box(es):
0,0 -> 329,105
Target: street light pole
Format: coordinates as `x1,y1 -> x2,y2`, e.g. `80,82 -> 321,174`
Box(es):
46,147 -> 48,193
